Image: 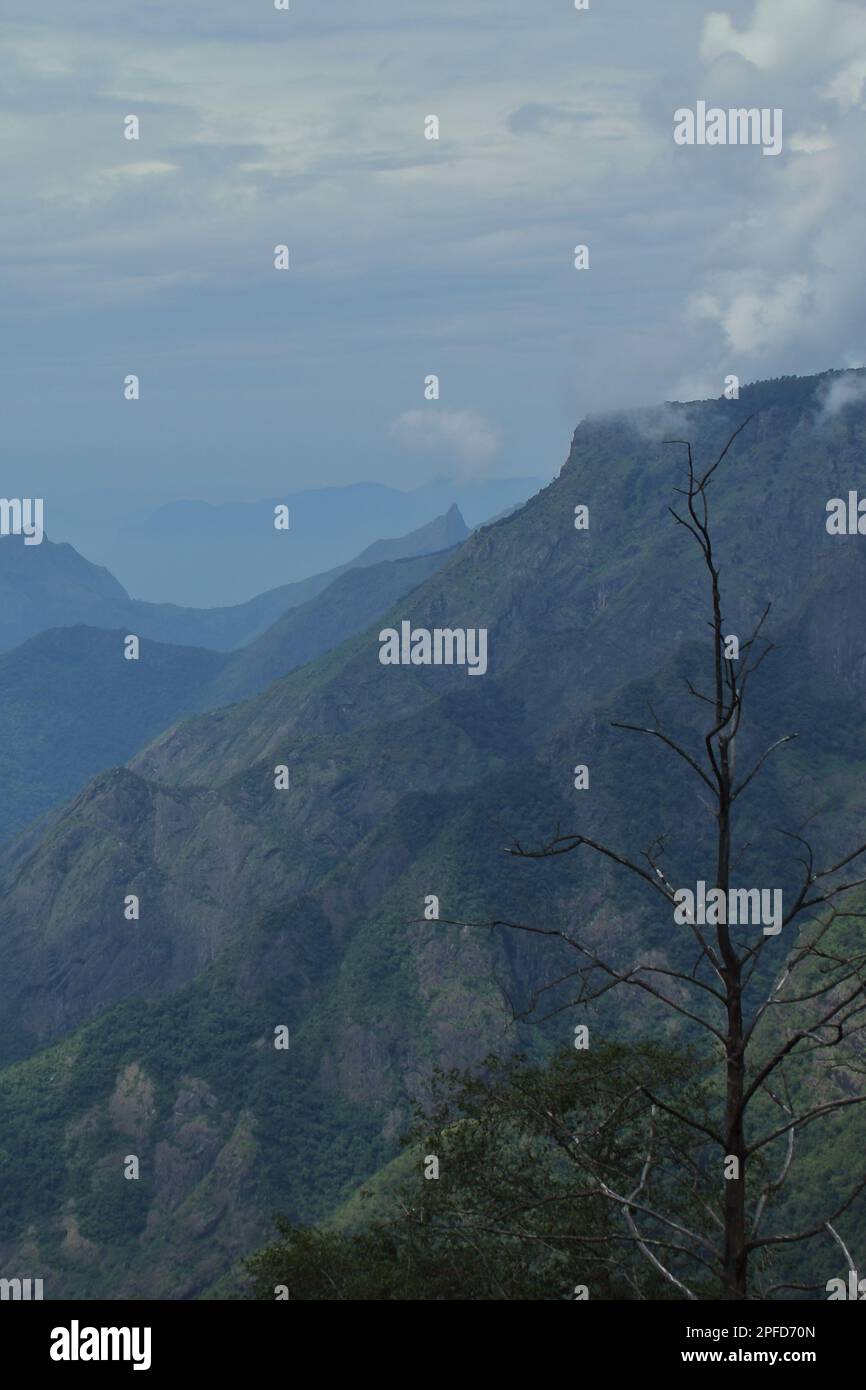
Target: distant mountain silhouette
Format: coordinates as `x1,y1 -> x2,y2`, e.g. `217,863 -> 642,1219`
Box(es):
0,504 -> 470,654
110,477 -> 540,604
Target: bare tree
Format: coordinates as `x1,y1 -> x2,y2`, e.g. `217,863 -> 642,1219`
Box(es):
440,419 -> 866,1300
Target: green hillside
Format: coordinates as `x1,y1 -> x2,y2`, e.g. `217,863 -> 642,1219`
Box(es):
1,370 -> 866,1297
0,543 -> 461,846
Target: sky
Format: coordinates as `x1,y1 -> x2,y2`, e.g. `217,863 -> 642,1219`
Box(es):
2,0 -> 865,514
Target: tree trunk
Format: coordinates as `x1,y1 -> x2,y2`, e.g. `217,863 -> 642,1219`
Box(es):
718,748 -> 747,1298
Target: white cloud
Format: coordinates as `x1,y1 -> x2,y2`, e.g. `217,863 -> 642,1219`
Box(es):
0,4 -> 655,306
701,1 -> 866,109
823,57 -> 866,109
98,162 -> 179,180
690,274 -> 813,356
4,0 -> 866,496
622,402 -> 702,443
388,408 -> 500,471
816,370 -> 866,418
701,1 -> 837,69
788,128 -> 834,153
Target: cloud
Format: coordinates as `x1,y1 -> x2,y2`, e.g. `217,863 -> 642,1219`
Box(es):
788,128 -> 835,153
388,408 -> 500,470
689,275 -> 814,356
5,0 -> 866,501
97,161 -> 179,180
815,370 -> 866,418
506,103 -> 625,139
625,0 -> 866,406
700,1 -> 835,69
620,402 -> 702,444
700,0 -> 866,109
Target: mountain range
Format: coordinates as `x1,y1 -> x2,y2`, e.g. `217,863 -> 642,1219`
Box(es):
52,476 -> 541,607
0,503 -> 470,655
0,508 -> 469,845
1,369 -> 865,1298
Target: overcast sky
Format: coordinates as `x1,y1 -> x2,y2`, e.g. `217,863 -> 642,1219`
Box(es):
2,0 -> 864,503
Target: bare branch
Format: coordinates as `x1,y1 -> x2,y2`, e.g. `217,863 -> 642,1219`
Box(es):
732,735 -> 797,802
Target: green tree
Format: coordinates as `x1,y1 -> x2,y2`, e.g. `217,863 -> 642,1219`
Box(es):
246,1042 -> 711,1300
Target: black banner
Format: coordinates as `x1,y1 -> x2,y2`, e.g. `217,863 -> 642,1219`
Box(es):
1,1298 -> 859,1376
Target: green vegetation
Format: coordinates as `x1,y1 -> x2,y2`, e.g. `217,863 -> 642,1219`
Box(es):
246,1031 -> 866,1300
1,370 -> 866,1298
246,1043 -> 701,1300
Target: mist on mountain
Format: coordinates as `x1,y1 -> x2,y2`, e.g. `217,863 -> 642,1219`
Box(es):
0,371 -> 864,1298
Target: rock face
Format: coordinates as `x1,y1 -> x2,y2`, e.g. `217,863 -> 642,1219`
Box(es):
1,370 -> 866,1297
